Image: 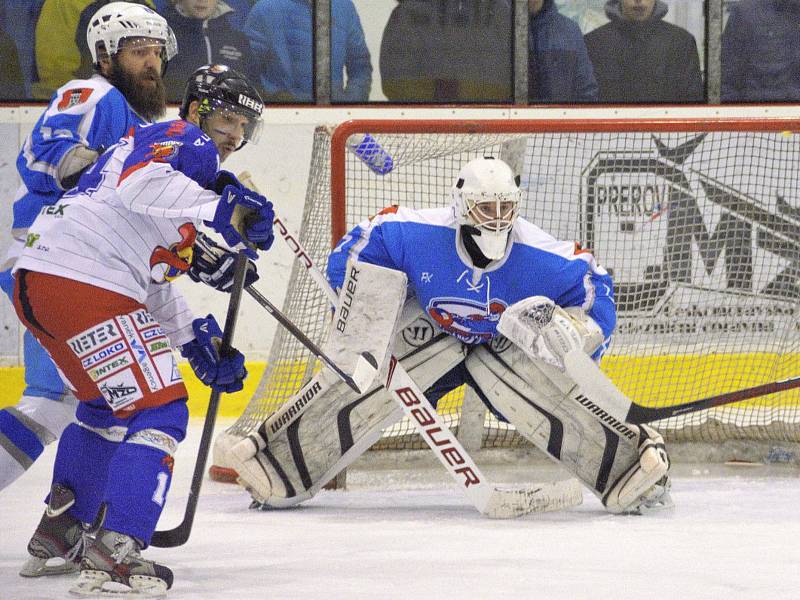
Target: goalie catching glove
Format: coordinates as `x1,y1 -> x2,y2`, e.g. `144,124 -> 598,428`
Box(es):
206,170 -> 275,259
497,296 -> 605,370
189,231 -> 259,292
181,314 -> 247,393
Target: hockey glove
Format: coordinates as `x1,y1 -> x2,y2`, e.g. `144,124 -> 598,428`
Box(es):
212,169 -> 244,194
188,232 -> 259,292
206,184 -> 275,259
181,315 -> 247,393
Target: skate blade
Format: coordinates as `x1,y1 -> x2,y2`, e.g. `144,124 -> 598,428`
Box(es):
19,555 -> 79,577
69,570 -> 168,598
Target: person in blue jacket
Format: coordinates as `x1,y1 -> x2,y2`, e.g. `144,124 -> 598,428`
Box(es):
244,0 -> 372,102
722,0 -> 800,102
529,0 -> 598,103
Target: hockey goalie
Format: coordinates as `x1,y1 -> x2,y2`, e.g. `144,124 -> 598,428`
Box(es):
229,156 -> 673,515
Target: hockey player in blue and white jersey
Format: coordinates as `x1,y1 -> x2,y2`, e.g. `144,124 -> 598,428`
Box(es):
11,64 -> 273,596
0,2 -> 177,493
232,156 -> 672,517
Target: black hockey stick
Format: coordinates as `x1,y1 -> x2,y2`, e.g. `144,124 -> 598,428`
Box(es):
563,347 -> 800,428
244,286 -> 376,394
151,252 -> 249,548
627,375 -> 800,424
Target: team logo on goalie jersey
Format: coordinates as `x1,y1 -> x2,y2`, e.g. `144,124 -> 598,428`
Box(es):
426,297 -> 507,344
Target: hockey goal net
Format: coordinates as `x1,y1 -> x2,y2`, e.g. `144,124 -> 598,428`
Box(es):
212,117 -> 800,478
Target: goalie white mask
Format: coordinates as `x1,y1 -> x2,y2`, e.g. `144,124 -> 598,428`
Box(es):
86,2 -> 178,66
452,157 -> 522,260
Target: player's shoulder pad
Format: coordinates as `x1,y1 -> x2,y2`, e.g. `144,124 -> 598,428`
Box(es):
368,205 -> 454,228
513,217 -> 608,273
47,75 -> 118,117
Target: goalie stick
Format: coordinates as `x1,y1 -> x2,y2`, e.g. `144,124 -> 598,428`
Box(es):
384,355 -> 583,518
152,252 -> 249,548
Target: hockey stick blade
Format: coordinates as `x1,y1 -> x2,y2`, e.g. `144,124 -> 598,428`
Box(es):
483,480 -> 583,519
352,351 -> 379,393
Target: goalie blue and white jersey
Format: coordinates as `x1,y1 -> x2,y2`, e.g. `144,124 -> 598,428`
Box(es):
328,206 -> 616,350
14,119 -> 222,347
12,75 -> 147,236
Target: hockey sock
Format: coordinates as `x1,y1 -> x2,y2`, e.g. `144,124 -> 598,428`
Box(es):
51,422 -> 118,525
103,399 -> 188,545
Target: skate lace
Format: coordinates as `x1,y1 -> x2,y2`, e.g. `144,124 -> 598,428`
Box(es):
64,533 -> 85,563
110,535 -> 140,565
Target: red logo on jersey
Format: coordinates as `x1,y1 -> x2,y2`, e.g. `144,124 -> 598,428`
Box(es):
149,223 -> 197,283
370,205 -> 399,221
166,120 -> 187,138
148,140 -> 183,162
57,88 -> 94,111
573,242 -> 592,255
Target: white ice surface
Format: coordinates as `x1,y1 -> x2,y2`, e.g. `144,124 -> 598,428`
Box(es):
2,419 -> 800,600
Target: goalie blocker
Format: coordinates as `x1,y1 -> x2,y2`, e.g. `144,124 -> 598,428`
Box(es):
229,263 -> 671,515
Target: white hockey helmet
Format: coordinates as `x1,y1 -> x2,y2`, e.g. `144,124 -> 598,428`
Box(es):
452,157 -> 522,260
86,2 -> 177,66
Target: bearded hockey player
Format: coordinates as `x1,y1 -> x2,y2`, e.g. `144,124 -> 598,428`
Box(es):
11,64 -> 272,596
0,1 -> 177,493
231,156 -> 672,517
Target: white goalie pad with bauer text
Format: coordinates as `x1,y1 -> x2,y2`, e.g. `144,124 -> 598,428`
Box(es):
229,262 -> 462,506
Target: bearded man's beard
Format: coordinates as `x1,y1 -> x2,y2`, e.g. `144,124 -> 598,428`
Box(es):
108,62 -> 167,122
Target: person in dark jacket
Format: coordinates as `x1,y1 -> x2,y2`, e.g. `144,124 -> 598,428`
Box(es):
529,0 -> 597,103
583,0 -> 703,103
0,27 -> 26,100
159,0 -> 256,101
722,0 -> 800,102
380,0 -> 513,103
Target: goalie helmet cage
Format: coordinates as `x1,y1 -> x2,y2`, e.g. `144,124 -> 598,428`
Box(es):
212,117 -> 799,480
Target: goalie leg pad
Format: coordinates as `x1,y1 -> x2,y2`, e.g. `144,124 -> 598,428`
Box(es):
465,343 -> 671,513
233,331 -> 465,507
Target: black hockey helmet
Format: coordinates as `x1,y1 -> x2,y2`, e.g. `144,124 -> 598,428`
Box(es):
179,64 -> 264,149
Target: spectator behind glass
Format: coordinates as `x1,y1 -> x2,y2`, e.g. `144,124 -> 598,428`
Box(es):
529,0 -> 597,102
151,0 -> 252,29
245,0 -> 371,103
0,27 -> 26,100
33,0 -> 155,100
722,0 -> 800,102
0,1 -> 46,97
159,0 -> 256,101
584,0 -> 703,103
380,0 -> 513,103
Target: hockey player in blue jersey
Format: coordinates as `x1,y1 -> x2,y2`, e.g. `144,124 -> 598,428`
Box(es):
12,64 -> 273,596
0,2 -> 177,493
232,156 -> 673,517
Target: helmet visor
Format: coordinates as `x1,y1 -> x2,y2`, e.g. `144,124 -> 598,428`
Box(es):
200,98 -> 263,147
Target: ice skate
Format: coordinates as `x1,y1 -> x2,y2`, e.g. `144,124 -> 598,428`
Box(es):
69,528 -> 173,598
19,483 -> 85,577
